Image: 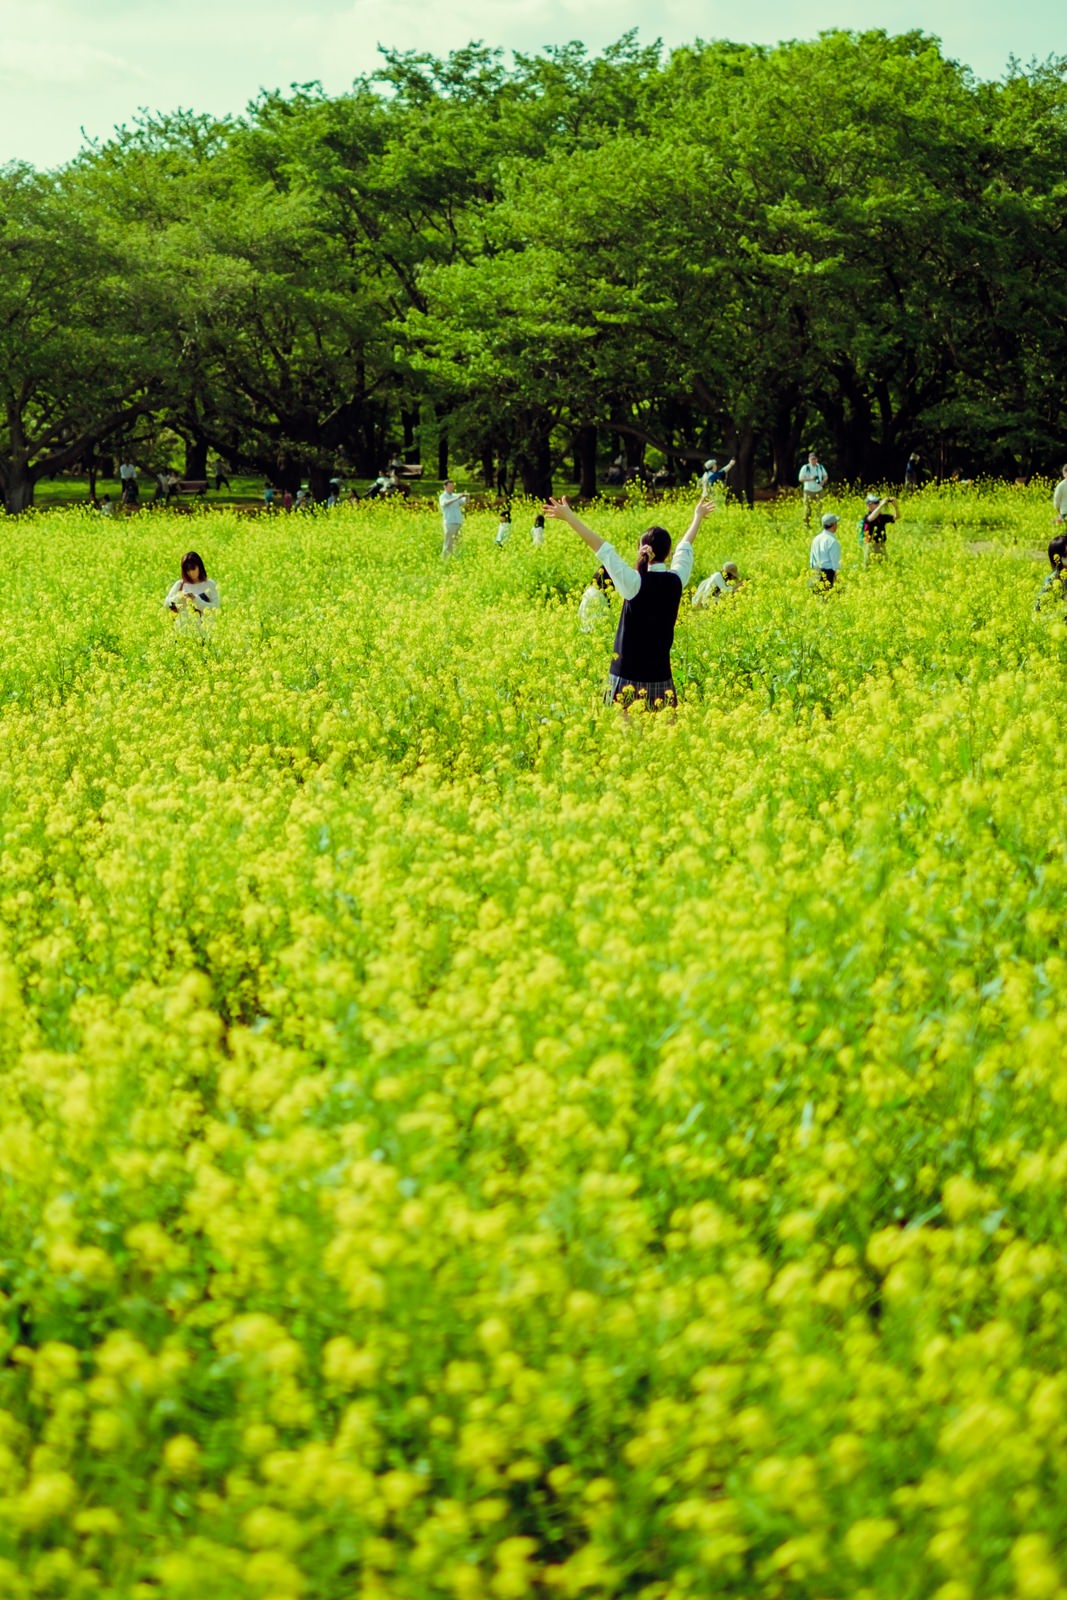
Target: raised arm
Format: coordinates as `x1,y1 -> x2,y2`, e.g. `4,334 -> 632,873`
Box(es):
543,497 -> 605,554
678,497 -> 715,546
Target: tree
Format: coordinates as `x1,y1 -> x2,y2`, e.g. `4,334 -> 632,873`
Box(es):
0,164 -> 165,512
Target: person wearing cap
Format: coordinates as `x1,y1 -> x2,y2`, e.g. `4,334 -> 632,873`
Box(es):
810,513 -> 842,589
698,456 -> 736,496
692,561 -> 743,608
799,450 -> 828,523
860,492 -> 899,560
438,478 -> 468,557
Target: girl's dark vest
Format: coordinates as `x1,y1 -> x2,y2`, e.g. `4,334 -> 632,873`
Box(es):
611,569 -> 683,682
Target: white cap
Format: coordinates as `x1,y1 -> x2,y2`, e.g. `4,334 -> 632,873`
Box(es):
821,512 -> 839,529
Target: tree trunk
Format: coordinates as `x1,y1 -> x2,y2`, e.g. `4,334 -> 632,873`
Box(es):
574,425 -> 598,499
729,422 -> 757,508
273,456 -> 302,493
183,432 -> 209,480
2,468 -> 35,513
401,407 -> 418,461
437,435 -> 449,480
481,447 -> 495,489
519,428 -> 553,500
308,464 -> 331,501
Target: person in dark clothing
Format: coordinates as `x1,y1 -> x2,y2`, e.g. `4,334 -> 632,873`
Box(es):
543,495 -> 713,707
1035,533 -> 1067,615
861,493 -> 899,560
904,453 -> 925,491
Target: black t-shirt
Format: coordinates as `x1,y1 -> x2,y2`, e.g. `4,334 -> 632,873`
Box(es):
863,512 -> 894,545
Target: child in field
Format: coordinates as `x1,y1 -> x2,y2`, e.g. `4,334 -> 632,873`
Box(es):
495,508 -> 512,547
545,495 -> 714,706
1035,533 -> 1067,614
531,513 -> 546,546
578,567 -> 614,631
165,551 -> 219,628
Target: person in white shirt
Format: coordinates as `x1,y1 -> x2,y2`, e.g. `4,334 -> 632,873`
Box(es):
439,480 -> 467,556
1053,463 -> 1067,524
164,551 -> 220,627
799,451 -> 828,523
692,562 -> 742,607
495,509 -> 512,546
810,513 -> 842,590
119,457 -> 139,506
531,514 -> 546,546
544,496 -> 714,707
578,567 -> 614,631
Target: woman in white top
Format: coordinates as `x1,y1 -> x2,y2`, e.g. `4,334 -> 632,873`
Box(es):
164,551 -> 219,623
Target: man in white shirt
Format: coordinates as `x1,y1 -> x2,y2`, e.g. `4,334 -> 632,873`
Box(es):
692,562 -> 742,607
810,513 -> 842,589
1054,463 -> 1067,524
799,451 -> 828,523
439,480 -> 467,556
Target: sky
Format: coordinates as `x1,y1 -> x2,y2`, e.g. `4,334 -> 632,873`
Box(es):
0,0 -> 1062,169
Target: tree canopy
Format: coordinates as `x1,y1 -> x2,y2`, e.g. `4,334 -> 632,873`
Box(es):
3,29 -> 1066,508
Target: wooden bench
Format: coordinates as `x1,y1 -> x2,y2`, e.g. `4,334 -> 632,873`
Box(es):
391,463 -> 423,479
175,479 -> 208,495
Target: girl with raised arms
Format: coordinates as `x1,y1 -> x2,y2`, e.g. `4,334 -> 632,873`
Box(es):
543,496 -> 713,707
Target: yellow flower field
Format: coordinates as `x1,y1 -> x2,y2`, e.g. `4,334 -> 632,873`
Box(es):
0,486 -> 1065,1598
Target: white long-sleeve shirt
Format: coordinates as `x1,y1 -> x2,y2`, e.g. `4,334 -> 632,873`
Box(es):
439,491 -> 467,529
595,540 -> 694,599
578,585 -> 611,631
692,572 -> 730,607
164,578 -> 219,613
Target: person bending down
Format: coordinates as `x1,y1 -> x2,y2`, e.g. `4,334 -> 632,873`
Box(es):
692,561 -> 742,607
544,495 -> 714,707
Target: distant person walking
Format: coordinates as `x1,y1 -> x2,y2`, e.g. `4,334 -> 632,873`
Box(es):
119,457 -> 139,506
544,495 -> 714,707
439,480 -> 468,557
799,450 -> 828,524
810,513 -> 842,590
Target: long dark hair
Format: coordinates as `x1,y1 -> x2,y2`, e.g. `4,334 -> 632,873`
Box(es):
636,526 -> 671,575
181,551 -> 207,581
